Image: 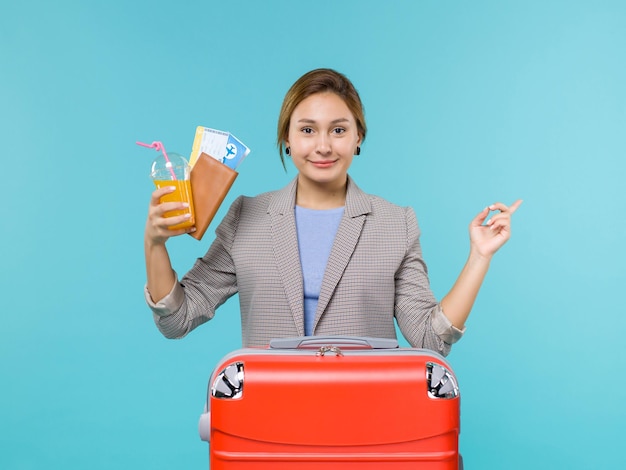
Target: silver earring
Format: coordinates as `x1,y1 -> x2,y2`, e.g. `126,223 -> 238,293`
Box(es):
285,147 -> 291,156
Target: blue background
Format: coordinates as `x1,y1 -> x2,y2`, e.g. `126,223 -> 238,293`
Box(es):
2,1 -> 624,468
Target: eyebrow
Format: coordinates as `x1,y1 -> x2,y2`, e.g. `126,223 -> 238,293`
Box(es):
296,118 -> 351,124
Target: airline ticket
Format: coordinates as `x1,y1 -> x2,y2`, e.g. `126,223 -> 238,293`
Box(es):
189,126 -> 250,170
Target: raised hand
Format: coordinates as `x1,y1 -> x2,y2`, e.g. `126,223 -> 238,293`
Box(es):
469,200 -> 523,258
145,186 -> 196,246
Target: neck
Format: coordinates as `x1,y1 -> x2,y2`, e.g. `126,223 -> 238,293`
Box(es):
295,176 -> 347,209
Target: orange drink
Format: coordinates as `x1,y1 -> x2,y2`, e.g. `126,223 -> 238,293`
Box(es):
153,179 -> 196,230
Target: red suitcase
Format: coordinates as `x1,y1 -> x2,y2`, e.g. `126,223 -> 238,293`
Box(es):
199,337 -> 461,469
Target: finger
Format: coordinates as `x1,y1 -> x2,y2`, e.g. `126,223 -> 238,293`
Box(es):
471,206 -> 491,227
155,201 -> 190,218
164,226 -> 193,237
486,213 -> 513,232
486,210 -> 511,224
161,221 -> 196,238
487,202 -> 507,213
488,217 -> 511,232
148,218 -> 194,242
508,199 -> 523,215
150,186 -> 176,205
163,213 -> 193,229
489,199 -> 523,214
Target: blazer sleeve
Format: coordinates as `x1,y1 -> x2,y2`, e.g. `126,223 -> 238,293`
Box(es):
394,207 -> 464,356
147,196 -> 243,339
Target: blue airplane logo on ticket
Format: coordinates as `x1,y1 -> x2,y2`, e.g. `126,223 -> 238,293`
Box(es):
222,133 -> 250,170
225,144 -> 236,158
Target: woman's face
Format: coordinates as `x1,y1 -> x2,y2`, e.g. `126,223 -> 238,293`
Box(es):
286,92 -> 362,190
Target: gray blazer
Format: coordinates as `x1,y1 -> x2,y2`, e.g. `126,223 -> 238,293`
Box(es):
147,176 -> 463,355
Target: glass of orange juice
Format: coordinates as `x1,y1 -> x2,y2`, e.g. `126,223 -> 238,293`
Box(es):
150,153 -> 195,230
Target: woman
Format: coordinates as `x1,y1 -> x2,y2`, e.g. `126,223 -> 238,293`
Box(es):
144,68 -> 521,356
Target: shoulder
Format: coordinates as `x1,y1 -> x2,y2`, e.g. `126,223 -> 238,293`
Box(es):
236,176 -> 297,216
350,179 -> 416,221
369,194 -> 419,237
369,194 -> 409,214
214,189 -> 279,247
237,186 -> 282,214
223,177 -> 295,226
348,178 -> 420,239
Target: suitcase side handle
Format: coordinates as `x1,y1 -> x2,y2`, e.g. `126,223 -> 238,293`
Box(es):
269,336 -> 399,350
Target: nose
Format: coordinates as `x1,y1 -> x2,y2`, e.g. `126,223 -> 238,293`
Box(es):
316,134 -> 331,155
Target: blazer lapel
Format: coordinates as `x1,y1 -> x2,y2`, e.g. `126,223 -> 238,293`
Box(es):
314,177 -> 371,330
269,178 -> 305,336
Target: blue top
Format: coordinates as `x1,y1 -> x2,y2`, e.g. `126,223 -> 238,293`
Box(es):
295,205 -> 345,335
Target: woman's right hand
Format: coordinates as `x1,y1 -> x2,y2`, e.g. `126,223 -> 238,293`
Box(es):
145,186 -> 195,246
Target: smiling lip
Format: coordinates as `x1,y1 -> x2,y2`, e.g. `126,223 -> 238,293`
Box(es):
310,160 -> 337,168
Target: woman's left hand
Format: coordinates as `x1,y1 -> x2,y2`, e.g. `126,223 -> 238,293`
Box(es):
469,199 -> 523,258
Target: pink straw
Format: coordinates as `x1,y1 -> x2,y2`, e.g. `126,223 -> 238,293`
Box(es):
136,140 -> 177,180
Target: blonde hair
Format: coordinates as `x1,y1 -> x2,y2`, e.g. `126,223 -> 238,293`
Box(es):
277,68 -> 367,169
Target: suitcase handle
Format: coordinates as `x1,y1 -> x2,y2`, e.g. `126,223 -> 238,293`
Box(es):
269,336 -> 399,350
